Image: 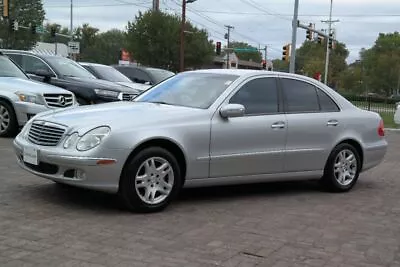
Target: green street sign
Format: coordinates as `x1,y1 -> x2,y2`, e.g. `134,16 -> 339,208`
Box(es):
35,25 -> 44,33
233,48 -> 259,52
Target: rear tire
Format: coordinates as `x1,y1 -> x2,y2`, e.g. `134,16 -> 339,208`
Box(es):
0,100 -> 18,138
119,147 -> 182,213
320,143 -> 361,192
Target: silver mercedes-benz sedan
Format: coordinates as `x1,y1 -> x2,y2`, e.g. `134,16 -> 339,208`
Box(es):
13,69 -> 388,213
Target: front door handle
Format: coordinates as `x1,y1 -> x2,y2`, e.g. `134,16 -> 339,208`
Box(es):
327,120 -> 339,126
271,121 -> 285,129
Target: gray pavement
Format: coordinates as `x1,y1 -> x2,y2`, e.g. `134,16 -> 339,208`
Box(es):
1,132 -> 400,267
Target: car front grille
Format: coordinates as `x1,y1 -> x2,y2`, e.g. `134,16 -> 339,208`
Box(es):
122,93 -> 138,101
28,121 -> 66,146
43,94 -> 74,108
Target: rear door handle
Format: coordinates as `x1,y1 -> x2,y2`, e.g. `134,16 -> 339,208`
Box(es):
327,120 -> 339,126
271,121 -> 286,129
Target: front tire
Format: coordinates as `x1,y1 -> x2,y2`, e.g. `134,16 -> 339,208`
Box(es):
0,100 -> 18,137
321,143 -> 361,192
119,147 -> 182,213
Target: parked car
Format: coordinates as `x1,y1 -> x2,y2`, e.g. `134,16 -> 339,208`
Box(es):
0,52 -> 77,137
1,50 -> 141,105
13,69 -> 387,213
112,65 -> 175,86
79,62 -> 150,93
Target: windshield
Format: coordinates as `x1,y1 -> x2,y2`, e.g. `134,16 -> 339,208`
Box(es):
91,65 -> 132,82
147,68 -> 175,84
135,72 -> 239,109
0,56 -> 28,79
46,57 -> 97,79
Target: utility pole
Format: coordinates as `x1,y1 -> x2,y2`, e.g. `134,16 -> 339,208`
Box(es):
152,0 -> 159,11
179,0 -> 187,72
289,0 -> 299,73
321,0 -> 339,85
70,0 -> 73,35
225,25 -> 234,69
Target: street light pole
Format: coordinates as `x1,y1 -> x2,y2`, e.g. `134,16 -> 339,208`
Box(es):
70,0 -> 73,35
289,0 -> 299,73
324,0 -> 333,85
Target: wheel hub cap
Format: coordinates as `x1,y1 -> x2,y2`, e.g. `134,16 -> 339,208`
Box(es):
134,157 -> 174,205
0,105 -> 10,133
334,149 -> 357,186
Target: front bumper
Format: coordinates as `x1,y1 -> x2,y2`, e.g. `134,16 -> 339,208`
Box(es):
13,135 -> 131,193
14,102 -> 52,127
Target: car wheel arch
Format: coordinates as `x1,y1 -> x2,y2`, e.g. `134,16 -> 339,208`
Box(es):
331,138 -> 364,171
121,137 -> 188,185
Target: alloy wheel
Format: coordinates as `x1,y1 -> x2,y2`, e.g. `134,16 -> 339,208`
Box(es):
0,104 -> 10,134
333,149 -> 358,186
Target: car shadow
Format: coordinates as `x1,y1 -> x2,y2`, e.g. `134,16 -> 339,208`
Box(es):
27,179 -> 324,213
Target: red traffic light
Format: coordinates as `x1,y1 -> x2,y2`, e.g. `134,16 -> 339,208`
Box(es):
216,41 -> 221,55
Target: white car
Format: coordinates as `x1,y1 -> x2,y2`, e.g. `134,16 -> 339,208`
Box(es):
0,52 -> 77,137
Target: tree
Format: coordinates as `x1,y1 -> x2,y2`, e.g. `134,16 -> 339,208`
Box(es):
126,10 -> 214,71
73,23 -> 100,61
359,32 -> 400,96
272,59 -> 289,72
41,23 -> 70,44
229,41 -> 262,62
295,40 -> 348,88
0,0 -> 45,49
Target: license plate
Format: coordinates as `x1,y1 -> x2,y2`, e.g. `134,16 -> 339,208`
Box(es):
23,146 -> 38,165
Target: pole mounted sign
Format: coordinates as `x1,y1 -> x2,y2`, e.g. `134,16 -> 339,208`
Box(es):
68,41 -> 80,54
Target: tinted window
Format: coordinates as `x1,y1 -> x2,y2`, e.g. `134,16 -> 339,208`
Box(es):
45,56 -> 96,79
229,77 -> 278,115
22,55 -> 52,74
135,73 -> 239,109
317,89 -> 340,112
146,68 -> 175,84
7,54 -> 23,66
90,65 -> 132,82
281,78 -> 319,113
0,56 -> 28,79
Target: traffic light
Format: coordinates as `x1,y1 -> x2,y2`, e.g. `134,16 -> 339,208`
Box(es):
2,0 -> 9,17
216,41 -> 221,55
9,19 -> 17,32
317,34 -> 324,44
50,27 -> 56,38
282,44 -> 290,62
262,61 -> 266,70
306,23 -> 313,40
30,24 -> 36,35
328,33 -> 334,49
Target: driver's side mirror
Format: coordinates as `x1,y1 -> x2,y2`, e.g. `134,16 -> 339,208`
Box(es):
219,103 -> 245,118
32,69 -> 54,83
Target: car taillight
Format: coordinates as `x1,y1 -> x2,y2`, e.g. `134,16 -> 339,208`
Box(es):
378,119 -> 385,137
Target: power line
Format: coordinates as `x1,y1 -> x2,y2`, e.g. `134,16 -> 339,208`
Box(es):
240,0 -> 291,21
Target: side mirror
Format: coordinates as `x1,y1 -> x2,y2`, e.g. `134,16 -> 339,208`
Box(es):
219,103 -> 245,118
34,69 -> 53,77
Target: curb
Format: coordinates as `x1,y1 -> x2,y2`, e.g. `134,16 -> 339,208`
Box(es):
385,128 -> 400,131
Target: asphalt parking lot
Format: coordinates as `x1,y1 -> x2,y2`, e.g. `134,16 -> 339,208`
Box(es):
1,132 -> 400,267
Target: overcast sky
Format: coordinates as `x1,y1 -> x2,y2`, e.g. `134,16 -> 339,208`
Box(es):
43,0 -> 400,63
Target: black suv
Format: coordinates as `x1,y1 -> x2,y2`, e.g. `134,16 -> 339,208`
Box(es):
2,50 -> 141,105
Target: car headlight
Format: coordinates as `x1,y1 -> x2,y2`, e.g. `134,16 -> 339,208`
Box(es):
94,89 -> 120,98
15,92 -> 44,105
76,126 -> 111,151
63,132 -> 79,149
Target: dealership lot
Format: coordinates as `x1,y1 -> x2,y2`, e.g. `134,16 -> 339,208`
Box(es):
0,132 -> 399,267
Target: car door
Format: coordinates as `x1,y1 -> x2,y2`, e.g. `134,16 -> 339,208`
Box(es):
280,77 -> 342,172
209,76 -> 287,178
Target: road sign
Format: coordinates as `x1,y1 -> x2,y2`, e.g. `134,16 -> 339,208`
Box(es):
36,25 -> 44,33
68,41 -> 80,54
233,48 -> 258,52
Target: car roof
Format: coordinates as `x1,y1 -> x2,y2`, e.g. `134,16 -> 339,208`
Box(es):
79,62 -> 110,67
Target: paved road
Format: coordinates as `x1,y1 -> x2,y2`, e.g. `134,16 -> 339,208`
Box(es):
1,133 -> 400,267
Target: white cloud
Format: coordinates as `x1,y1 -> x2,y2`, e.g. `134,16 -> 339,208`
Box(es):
42,0 -> 400,63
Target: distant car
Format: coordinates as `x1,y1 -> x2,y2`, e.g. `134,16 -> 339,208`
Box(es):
0,52 -> 77,137
1,50 -> 141,105
112,65 -> 174,86
13,69 -> 387,213
79,62 -> 150,93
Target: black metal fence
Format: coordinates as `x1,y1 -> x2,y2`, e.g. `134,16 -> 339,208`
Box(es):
341,94 -> 398,114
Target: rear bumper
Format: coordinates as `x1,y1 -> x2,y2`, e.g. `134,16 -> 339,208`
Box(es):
362,140 -> 388,172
